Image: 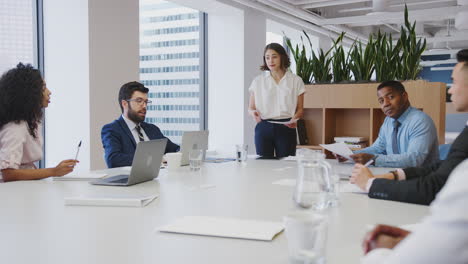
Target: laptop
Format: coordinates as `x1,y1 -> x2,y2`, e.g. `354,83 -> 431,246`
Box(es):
180,131 -> 209,166
91,138 -> 167,186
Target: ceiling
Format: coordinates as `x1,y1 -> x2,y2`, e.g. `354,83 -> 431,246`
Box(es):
230,0 -> 468,55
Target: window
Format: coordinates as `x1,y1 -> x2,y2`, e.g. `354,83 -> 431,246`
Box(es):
139,0 -> 206,144
0,0 -> 39,73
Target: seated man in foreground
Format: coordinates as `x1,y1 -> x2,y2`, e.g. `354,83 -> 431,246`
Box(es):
360,159 -> 468,264
351,49 -> 468,205
337,80 -> 439,168
101,81 -> 179,168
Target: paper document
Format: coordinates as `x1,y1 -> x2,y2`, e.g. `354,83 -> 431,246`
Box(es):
158,216 -> 284,241
319,142 -> 354,160
64,194 -> 158,207
53,173 -> 107,181
267,119 -> 298,125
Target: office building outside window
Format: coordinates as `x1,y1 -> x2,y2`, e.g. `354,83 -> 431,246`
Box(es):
0,0 -> 37,73
139,0 -> 205,144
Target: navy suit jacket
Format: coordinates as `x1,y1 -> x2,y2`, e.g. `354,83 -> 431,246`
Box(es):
101,116 -> 180,168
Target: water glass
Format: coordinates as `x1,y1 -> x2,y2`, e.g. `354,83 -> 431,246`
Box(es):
235,144 -> 248,162
189,149 -> 204,171
284,212 -> 328,264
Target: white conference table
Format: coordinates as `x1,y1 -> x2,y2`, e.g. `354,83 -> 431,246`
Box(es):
0,159 -> 429,264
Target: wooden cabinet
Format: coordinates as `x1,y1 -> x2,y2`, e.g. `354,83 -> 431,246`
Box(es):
298,80 -> 446,149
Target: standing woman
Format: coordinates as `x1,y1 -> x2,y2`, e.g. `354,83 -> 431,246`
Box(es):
248,43 -> 305,158
0,63 -> 77,182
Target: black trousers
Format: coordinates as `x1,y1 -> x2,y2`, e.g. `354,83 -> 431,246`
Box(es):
254,119 -> 297,158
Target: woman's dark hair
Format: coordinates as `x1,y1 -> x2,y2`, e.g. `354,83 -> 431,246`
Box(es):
260,43 -> 291,71
0,63 -> 44,138
118,81 -> 149,112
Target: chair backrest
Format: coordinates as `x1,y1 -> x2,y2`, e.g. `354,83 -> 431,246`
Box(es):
439,144 -> 451,160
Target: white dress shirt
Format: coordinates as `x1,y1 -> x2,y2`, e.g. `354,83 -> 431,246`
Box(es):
122,115 -> 149,143
248,71 -> 305,120
361,158 -> 468,264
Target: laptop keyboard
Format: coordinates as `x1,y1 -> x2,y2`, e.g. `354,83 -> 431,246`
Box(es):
110,177 -> 128,183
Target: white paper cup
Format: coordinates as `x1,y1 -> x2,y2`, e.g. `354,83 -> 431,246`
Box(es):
164,152 -> 182,170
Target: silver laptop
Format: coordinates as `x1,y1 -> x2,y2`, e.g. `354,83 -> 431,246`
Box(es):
91,138 -> 167,186
180,131 -> 209,166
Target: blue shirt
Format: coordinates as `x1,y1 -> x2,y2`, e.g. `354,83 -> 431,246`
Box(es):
355,106 -> 439,168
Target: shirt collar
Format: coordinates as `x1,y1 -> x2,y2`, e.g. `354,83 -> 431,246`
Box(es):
121,114 -> 139,131
395,106 -> 413,124
264,70 -> 291,80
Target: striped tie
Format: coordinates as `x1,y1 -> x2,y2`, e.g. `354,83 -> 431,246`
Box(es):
135,124 -> 144,142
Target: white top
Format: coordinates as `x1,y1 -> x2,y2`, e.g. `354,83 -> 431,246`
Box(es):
362,159 -> 468,264
0,121 -> 43,179
248,71 -> 305,119
121,114 -> 149,143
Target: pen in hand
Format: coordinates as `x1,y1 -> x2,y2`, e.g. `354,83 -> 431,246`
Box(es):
74,140 -> 82,162
363,159 -> 374,167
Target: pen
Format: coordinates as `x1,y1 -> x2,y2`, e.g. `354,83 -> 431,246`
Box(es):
364,159 -> 374,167
74,140 -> 82,161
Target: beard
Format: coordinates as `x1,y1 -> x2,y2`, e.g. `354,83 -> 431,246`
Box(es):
127,104 -> 146,123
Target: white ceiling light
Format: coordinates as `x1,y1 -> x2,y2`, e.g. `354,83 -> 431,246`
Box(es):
372,0 -> 388,12
455,11 -> 468,29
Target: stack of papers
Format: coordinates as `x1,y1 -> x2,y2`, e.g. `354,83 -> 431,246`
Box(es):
64,194 -> 158,207
53,173 -> 107,181
158,216 -> 284,241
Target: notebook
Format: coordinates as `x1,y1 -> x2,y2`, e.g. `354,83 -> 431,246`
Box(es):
64,194 -> 158,207
158,216 -> 284,241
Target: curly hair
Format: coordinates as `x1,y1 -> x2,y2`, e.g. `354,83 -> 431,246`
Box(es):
0,63 -> 44,138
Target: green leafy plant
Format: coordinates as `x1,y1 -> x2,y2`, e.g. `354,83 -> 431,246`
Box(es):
349,35 -> 376,82
285,33 -> 314,84
331,32 -> 353,83
397,4 -> 427,80
374,31 -> 402,82
310,47 -> 334,83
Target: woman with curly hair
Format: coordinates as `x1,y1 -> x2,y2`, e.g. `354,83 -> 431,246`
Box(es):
0,63 -> 77,182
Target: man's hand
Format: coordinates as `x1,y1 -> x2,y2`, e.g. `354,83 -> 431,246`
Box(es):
333,153 -> 348,163
363,224 -> 411,254
350,163 -> 374,190
350,153 -> 375,164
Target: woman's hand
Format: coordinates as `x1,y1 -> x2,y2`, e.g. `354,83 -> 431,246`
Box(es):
53,159 -> 79,176
251,110 -> 262,123
284,122 -> 297,128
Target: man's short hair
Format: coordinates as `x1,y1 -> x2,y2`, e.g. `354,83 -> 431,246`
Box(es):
377,80 -> 406,94
457,49 -> 468,66
118,81 -> 149,112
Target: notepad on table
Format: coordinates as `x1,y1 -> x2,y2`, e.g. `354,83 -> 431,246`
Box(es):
64,194 -> 158,207
158,216 -> 284,241
53,173 -> 107,181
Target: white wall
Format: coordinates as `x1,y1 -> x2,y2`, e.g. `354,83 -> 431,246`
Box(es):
207,5 -> 245,156
44,0 -> 90,171
44,0 -> 139,171
88,0 -> 140,169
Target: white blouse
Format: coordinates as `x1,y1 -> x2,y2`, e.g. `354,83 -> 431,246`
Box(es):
0,121 -> 43,179
249,71 -> 305,120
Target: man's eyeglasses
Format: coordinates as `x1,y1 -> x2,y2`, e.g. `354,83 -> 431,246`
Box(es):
127,98 -> 152,105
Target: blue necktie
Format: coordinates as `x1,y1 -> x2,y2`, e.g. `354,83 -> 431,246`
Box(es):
392,120 -> 401,154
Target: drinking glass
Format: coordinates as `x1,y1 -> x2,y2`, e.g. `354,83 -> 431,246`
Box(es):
235,144 -> 248,162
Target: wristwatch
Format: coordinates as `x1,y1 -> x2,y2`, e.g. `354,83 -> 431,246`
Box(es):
389,170 -> 398,181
